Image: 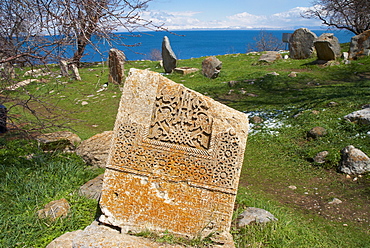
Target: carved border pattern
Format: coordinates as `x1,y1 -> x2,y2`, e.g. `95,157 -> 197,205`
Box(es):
110,121 -> 242,191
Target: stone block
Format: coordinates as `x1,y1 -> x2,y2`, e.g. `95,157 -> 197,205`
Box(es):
99,68 -> 249,240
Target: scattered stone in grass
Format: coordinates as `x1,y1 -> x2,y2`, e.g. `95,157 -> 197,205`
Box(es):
246,93 -> 258,97
87,95 -> 95,97
251,116 -> 264,124
313,151 -> 329,164
228,80 -> 239,87
327,101 -> 339,107
344,108 -> 370,125
239,89 -> 247,94
37,198 -> 70,220
237,207 -> 278,227
307,126 -> 327,139
288,72 -> 297,77
311,110 -> 320,115
81,101 -> 89,106
92,125 -> 99,127
328,198 -> 343,205
288,185 -> 297,190
267,72 -> 279,76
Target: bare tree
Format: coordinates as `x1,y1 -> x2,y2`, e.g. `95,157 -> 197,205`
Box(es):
303,0 -> 370,35
248,31 -> 284,52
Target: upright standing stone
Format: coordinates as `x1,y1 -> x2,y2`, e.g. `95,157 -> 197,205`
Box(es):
70,63 -> 81,81
108,48 -> 126,85
0,104 -> 7,133
99,68 -> 249,241
162,36 -> 177,73
314,33 -> 341,61
289,28 -> 317,59
202,56 -> 222,79
349,30 -> 370,60
60,60 -> 69,77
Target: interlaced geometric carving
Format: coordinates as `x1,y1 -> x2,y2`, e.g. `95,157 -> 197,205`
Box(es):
148,84 -> 213,150
111,121 -> 241,191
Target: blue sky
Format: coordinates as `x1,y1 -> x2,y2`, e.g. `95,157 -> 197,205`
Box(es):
142,0 -> 323,30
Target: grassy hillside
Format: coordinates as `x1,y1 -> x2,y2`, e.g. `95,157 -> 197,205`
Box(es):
1,51 -> 370,247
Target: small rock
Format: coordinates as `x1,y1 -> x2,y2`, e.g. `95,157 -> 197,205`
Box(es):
79,174 -> 105,200
237,207 -> 278,227
327,101 -> 339,107
288,185 -> 297,190
267,72 -> 279,76
251,116 -> 264,124
81,101 -> 89,106
307,126 -> 327,139
288,72 -> 297,77
228,80 -> 239,87
313,151 -> 329,164
328,198 -> 342,205
38,198 -> 70,220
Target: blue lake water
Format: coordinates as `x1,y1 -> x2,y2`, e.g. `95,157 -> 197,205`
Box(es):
82,29 -> 354,62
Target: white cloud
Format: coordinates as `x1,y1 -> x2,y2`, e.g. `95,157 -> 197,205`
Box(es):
139,7 -> 323,30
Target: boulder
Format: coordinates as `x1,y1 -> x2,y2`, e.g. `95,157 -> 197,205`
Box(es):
37,198 -> 70,220
34,131 -> 81,151
202,56 -> 222,79
258,51 -> 282,63
237,207 -> 277,227
338,145 -> 370,175
47,221 -> 186,248
161,36 -> 177,73
314,33 -> 341,61
108,48 -> 126,85
79,174 -> 104,201
344,108 -> 370,124
349,30 -> 370,60
289,28 -> 317,59
76,131 -> 114,167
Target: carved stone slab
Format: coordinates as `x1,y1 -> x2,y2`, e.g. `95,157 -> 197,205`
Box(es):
99,68 -> 249,239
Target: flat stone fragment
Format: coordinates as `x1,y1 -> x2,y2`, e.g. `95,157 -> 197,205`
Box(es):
99,68 -> 249,240
37,198 -> 70,220
174,67 -> 199,75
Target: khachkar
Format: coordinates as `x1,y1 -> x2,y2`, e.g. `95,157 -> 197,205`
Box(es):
99,68 -> 249,243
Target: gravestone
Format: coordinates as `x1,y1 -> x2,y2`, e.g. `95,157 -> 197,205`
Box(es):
70,63 -> 81,81
60,60 -> 69,77
0,104 -> 7,133
349,30 -> 370,60
162,36 -> 177,73
99,68 -> 249,242
108,48 -> 126,85
314,33 -> 341,61
289,28 -> 317,59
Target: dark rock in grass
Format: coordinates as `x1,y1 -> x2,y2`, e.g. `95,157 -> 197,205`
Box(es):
258,51 -> 282,63
344,108 -> 370,125
237,207 -> 277,227
289,28 -> 317,59
349,30 -> 370,60
251,116 -> 264,124
162,36 -> 177,73
307,126 -> 327,139
34,131 -> 81,151
76,131 -> 114,168
338,145 -> 370,175
314,33 -> 341,61
79,174 -> 104,201
37,198 -> 70,220
313,151 -> 329,164
202,56 -> 222,79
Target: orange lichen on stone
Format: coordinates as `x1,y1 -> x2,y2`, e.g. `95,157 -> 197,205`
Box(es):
99,68 -> 249,239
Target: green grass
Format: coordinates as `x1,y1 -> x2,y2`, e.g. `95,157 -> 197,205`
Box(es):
1,49 -> 370,247
0,139 -> 103,247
